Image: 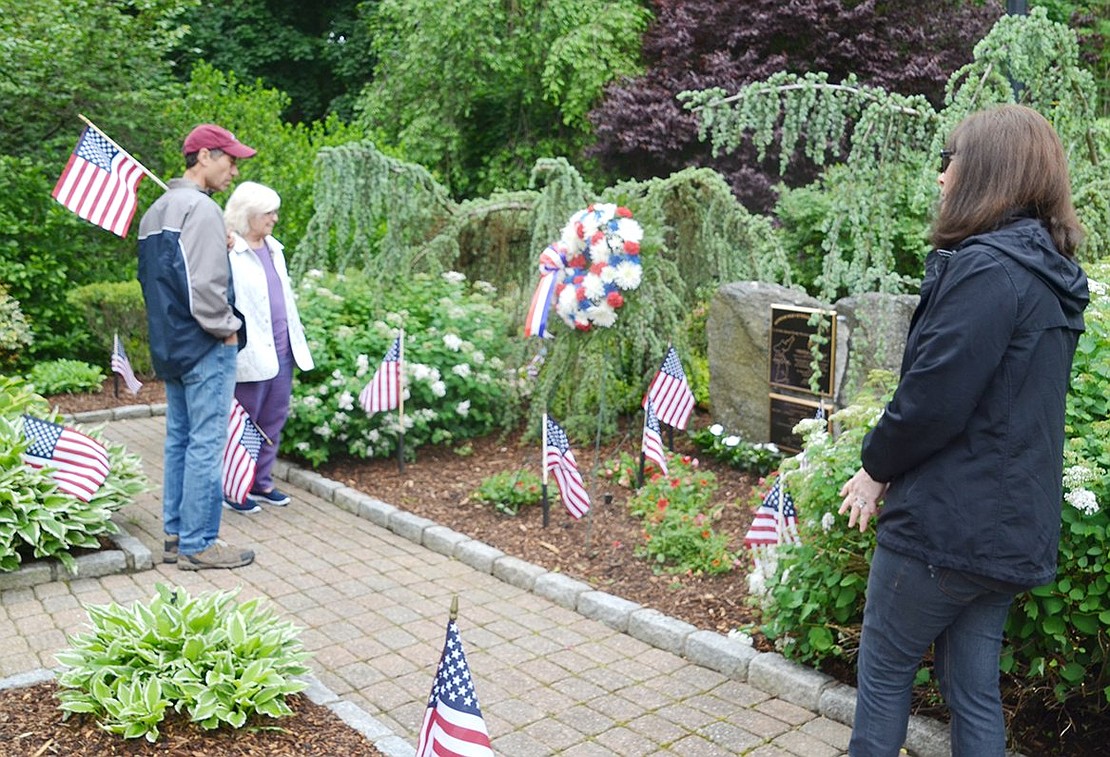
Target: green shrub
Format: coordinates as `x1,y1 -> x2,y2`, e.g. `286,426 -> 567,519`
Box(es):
0,283 -> 32,366
68,280 -> 150,375
755,372 -> 892,663
1003,261 -> 1110,709
0,376 -> 147,572
56,583 -> 311,742
284,270 -> 517,467
689,423 -> 783,477
470,469 -> 543,516
28,359 -> 105,395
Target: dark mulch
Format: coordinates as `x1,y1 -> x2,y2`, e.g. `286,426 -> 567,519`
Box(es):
0,681 -> 384,757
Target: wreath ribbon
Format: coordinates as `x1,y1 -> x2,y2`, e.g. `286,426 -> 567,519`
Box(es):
523,242 -> 566,338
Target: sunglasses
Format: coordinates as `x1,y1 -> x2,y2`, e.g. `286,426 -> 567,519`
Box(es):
940,149 -> 956,173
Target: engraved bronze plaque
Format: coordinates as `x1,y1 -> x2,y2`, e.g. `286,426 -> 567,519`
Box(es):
769,393 -> 827,454
769,305 -> 836,397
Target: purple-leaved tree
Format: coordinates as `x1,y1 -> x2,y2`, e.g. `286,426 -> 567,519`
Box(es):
588,0 -> 1002,211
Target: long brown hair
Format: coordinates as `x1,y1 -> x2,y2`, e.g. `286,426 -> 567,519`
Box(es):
930,105 -> 1083,259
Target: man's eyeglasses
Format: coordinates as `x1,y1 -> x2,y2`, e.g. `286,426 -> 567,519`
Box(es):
940,149 -> 956,174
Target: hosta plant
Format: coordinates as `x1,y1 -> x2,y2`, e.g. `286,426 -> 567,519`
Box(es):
0,376 -> 147,572
28,359 -> 105,395
56,583 -> 311,742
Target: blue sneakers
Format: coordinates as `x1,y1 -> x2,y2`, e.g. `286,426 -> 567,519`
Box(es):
223,497 -> 262,514
249,488 -> 291,507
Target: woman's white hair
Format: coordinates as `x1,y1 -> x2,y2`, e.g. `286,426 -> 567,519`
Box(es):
223,181 -> 281,236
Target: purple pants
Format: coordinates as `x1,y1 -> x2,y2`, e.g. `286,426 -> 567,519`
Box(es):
234,351 -> 294,492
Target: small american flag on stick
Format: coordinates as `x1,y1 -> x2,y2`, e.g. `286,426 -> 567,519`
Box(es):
643,346 -> 695,430
544,415 -> 590,519
52,124 -> 151,237
21,415 -> 110,502
641,397 -> 668,476
416,614 -> 494,757
223,399 -> 264,504
359,336 -> 403,416
110,333 -> 142,395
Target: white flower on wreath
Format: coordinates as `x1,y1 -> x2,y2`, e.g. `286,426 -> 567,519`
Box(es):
556,285 -> 579,319
586,303 -> 617,328
612,260 -> 642,290
583,273 -> 605,300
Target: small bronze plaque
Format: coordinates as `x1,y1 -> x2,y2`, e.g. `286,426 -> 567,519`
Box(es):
770,305 -> 836,396
769,393 -> 827,454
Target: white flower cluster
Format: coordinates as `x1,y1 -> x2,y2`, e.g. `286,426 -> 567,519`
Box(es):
1063,465 -> 1100,515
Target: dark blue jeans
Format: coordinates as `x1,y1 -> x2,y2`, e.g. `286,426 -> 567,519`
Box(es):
850,544 -> 1016,757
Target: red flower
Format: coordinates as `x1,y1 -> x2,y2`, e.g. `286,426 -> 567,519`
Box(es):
670,478 -> 681,488
568,255 -> 587,269
701,530 -> 711,539
590,231 -> 604,245
575,287 -> 587,301
623,241 -> 640,254
575,321 -> 591,331
554,283 -> 565,298
682,455 -> 691,464
657,498 -> 669,510
573,275 -> 584,285
589,262 -> 606,275
575,222 -> 585,239
616,206 -> 633,218
606,291 -> 624,308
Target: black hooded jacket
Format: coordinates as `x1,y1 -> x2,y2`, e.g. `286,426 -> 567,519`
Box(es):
861,218 -> 1089,587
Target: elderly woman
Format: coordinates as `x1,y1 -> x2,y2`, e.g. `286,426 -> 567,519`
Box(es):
838,105 -> 1088,756
223,181 -> 313,512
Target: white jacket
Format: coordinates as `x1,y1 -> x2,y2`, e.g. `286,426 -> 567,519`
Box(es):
228,233 -> 314,382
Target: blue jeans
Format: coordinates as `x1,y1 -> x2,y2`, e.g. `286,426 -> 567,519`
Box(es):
162,342 -> 238,555
851,544 -> 1016,757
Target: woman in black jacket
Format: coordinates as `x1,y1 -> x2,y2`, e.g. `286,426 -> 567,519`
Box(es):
838,105 -> 1089,756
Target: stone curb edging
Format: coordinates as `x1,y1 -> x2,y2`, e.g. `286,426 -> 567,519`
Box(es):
0,521 -> 154,592
0,669 -> 413,757
274,458 -> 962,757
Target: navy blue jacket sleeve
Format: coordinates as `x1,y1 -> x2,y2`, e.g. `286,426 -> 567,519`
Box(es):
861,247 -> 1018,482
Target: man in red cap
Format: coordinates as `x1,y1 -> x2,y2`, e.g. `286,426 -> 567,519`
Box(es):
136,123 -> 258,570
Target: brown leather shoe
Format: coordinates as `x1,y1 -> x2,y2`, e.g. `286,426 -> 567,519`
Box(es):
178,541 -> 255,570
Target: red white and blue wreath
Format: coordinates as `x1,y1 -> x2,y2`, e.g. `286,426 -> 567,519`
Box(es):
524,204 -> 643,336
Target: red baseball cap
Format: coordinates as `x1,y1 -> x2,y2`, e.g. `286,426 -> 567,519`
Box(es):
181,124 -> 257,158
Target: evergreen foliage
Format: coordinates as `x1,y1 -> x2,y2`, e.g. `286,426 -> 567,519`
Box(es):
588,0 -> 1001,211
681,9 -> 1110,302
355,0 -> 652,198
296,145 -> 790,438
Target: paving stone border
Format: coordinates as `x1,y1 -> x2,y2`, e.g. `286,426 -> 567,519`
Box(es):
0,521 -> 154,592
0,668 -> 415,757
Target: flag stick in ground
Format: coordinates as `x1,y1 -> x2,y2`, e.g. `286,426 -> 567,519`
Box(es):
540,412 -> 550,528
397,329 -> 406,474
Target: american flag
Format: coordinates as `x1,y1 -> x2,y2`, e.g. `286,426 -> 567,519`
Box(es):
359,336 -> 402,415
110,333 -> 142,395
416,618 -> 494,757
52,126 -> 146,237
21,415 -> 110,502
643,346 -> 695,430
743,475 -> 800,550
223,399 -> 264,504
544,416 -> 590,519
641,398 -> 668,476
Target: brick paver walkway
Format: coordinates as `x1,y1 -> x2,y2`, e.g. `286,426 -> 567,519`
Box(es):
0,414 -> 867,756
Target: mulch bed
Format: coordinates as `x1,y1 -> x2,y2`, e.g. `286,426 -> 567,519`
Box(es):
0,681 -> 385,757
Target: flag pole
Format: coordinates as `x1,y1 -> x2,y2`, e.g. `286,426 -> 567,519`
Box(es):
541,412 -> 550,528
396,329 -> 406,473
449,594 -> 459,622
112,333 -> 121,399
77,114 -> 168,190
